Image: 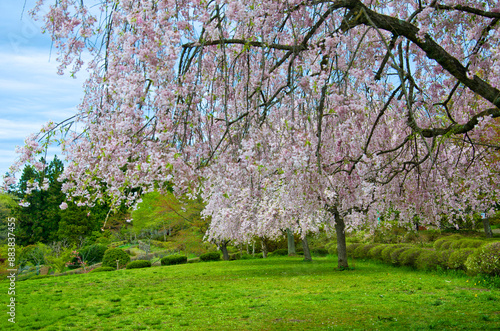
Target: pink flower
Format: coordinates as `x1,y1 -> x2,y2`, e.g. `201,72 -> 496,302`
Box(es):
59,202 -> 69,210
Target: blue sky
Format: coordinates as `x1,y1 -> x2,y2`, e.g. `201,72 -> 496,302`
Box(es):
0,1 -> 87,181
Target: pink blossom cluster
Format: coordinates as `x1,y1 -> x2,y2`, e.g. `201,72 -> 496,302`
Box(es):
7,0 -> 500,241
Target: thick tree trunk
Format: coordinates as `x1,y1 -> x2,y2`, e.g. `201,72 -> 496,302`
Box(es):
287,228 -> 296,256
334,207 -> 349,269
482,218 -> 493,238
261,239 -> 268,258
220,241 -> 230,261
302,235 -> 312,262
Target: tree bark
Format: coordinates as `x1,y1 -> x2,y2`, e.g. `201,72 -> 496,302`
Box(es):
482,217 -> 493,238
333,207 -> 349,269
287,228 -> 296,256
261,239 -> 268,258
220,241 -> 230,261
302,235 -> 312,262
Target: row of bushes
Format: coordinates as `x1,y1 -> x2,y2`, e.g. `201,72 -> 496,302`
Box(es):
433,236 -> 487,251
347,242 -> 500,276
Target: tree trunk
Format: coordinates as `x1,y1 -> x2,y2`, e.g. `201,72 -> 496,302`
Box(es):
287,228 -> 296,256
261,239 -> 268,258
301,235 -> 312,261
333,207 -> 349,269
252,241 -> 255,257
163,224 -> 167,242
482,217 -> 493,238
220,241 -> 230,261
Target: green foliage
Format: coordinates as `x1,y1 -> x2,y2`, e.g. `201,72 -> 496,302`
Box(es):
90,266 -> 115,273
102,248 -> 130,269
326,241 -> 338,255
199,252 -> 221,262
311,248 -> 329,257
79,244 -> 108,265
390,247 -> 413,265
126,260 -> 152,269
465,242 -> 500,276
161,254 -> 187,266
433,235 -> 461,250
460,239 -> 486,249
18,244 -> 47,267
380,244 -> 408,264
268,249 -> 288,257
346,243 -> 362,256
437,249 -> 455,268
240,253 -> 256,260
353,244 -> 381,259
399,248 -> 425,268
229,253 -> 241,260
415,250 -> 443,271
368,244 -> 387,261
12,158 -> 65,245
448,249 -> 476,270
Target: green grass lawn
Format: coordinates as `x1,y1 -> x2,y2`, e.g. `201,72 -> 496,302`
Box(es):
2,256 -> 499,330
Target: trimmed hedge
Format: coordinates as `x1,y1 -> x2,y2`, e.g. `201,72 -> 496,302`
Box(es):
90,266 -> 115,273
200,252 -> 221,262
161,255 -> 188,266
368,244 -> 387,261
415,250 -> 442,271
346,243 -> 362,256
102,248 -> 131,269
353,244 -> 381,259
399,248 -> 425,268
390,247 -> 413,265
126,260 -> 152,269
448,249 -> 475,270
381,244 -> 408,264
465,242 -> 500,276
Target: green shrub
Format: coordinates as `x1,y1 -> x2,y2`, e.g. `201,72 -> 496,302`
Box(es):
440,240 -> 454,250
90,267 -> 115,273
368,244 -> 387,261
433,235 -> 461,250
460,240 -> 485,249
199,252 -> 221,262
448,249 -> 476,270
399,248 -> 425,268
449,240 -> 465,250
354,244 -> 381,259
437,249 -> 455,268
102,248 -> 131,269
240,253 -> 256,260
311,248 -> 329,257
268,249 -> 288,257
79,244 -> 108,265
229,253 -> 241,260
161,255 -> 187,266
465,242 -> 500,276
381,245 -> 407,264
346,243 -> 362,256
391,247 -> 413,265
415,250 -> 442,270
326,242 -> 338,255
126,260 -> 152,269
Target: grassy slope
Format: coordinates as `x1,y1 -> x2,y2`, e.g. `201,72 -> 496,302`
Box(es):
2,256 -> 499,330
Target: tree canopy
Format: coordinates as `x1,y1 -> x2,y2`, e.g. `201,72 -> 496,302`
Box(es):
5,1 -> 500,266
